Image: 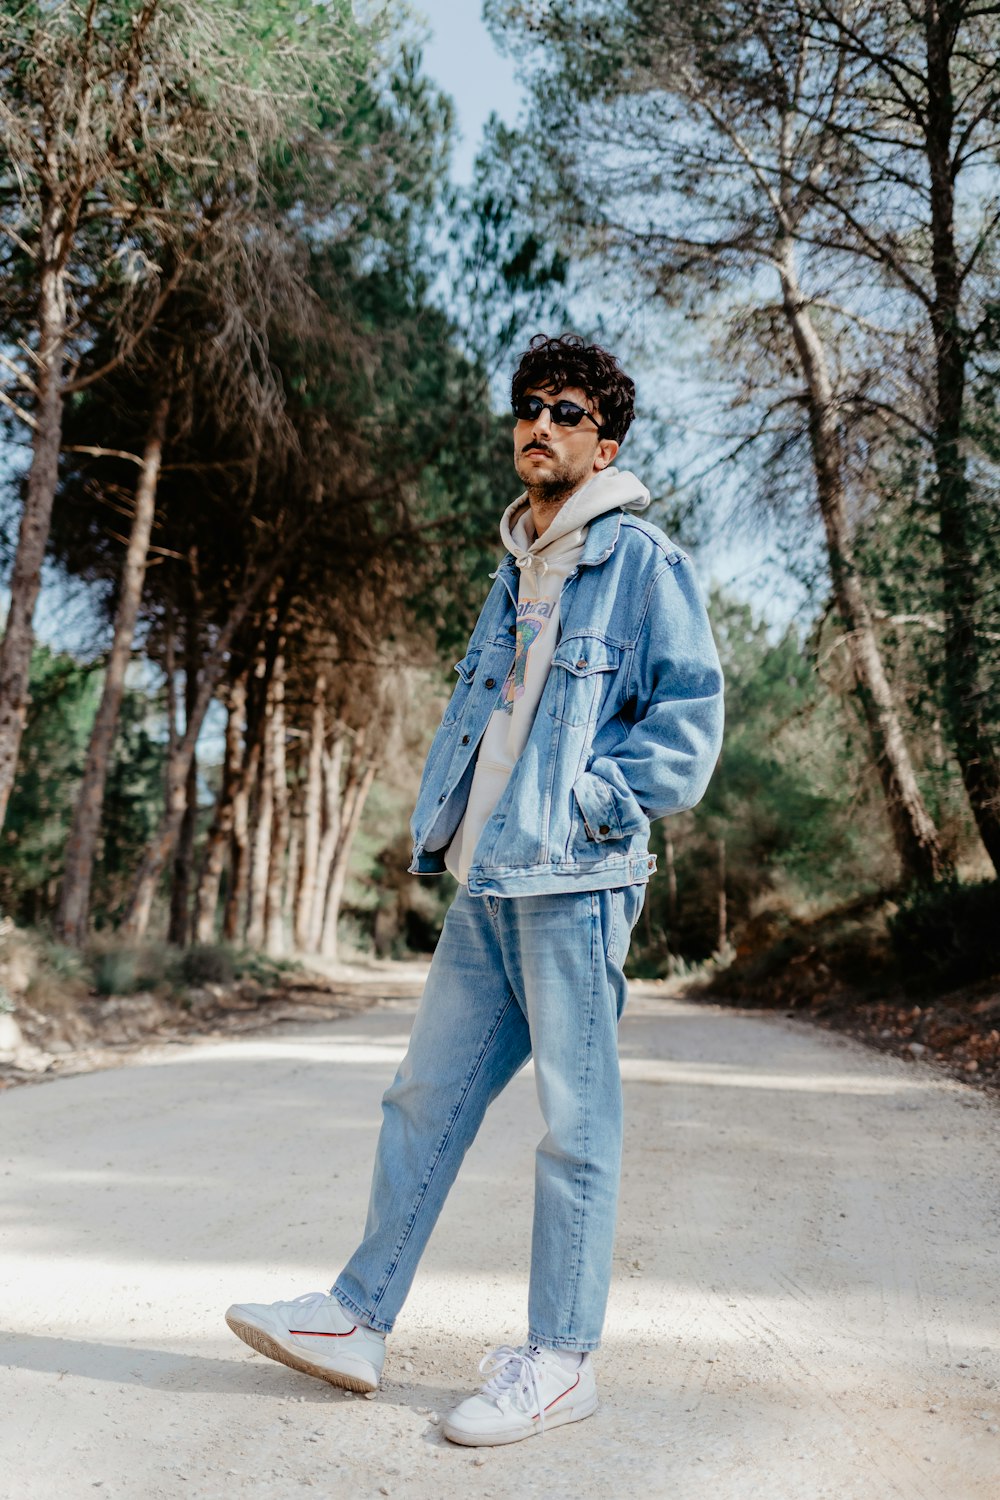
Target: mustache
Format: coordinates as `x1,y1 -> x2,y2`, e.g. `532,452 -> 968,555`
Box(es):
521,442 -> 554,457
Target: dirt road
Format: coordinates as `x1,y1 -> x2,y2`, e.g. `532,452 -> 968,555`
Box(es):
1,985 -> 998,1499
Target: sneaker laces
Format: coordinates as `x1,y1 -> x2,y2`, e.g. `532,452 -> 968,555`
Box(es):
279,1291 -> 331,1319
478,1345 -> 548,1432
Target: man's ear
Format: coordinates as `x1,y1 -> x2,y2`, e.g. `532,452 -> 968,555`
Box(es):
594,438 -> 619,471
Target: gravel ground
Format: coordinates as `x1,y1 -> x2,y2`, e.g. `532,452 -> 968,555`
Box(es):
1,985 -> 998,1499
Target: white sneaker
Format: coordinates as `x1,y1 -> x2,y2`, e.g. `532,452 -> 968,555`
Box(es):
442,1344 -> 597,1447
225,1291 -> 385,1393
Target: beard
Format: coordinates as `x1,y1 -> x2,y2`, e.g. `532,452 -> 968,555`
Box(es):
514,446 -> 591,507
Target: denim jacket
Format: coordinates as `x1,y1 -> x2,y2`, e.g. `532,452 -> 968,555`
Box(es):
409,509 -> 724,896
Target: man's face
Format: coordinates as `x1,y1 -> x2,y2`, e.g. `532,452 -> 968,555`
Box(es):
513,384 -> 617,500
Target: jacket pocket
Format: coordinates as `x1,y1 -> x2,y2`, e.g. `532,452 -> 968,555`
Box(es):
572,770 -> 649,842
442,647 -> 483,725
548,638 -> 622,726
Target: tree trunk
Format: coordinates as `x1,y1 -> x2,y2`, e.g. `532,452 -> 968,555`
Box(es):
118,545 -> 302,938
194,676 -> 247,944
223,735 -> 258,944
245,688 -> 275,952
56,389 -> 170,944
0,223 -> 68,827
222,643 -> 275,947
777,238 -> 946,885
923,16 -> 1000,872
169,606 -> 201,947
264,655 -> 288,956
283,817 -> 301,931
664,831 -> 677,936
307,729 -> 346,952
294,673 -> 326,949
716,834 -> 727,955
320,750 -> 376,961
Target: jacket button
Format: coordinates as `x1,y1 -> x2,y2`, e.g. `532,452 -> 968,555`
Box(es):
461,734 -> 470,745
484,677 -> 496,689
576,658 -> 588,669
439,794 -> 447,803
508,625 -> 516,635
598,823 -> 610,835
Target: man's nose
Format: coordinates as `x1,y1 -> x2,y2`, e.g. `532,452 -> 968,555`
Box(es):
531,406 -> 553,437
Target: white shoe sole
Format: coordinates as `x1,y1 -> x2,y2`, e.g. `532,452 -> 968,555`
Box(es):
442,1391 -> 598,1447
225,1311 -> 380,1394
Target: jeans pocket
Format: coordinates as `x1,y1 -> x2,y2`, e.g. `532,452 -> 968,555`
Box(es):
606,884 -> 645,969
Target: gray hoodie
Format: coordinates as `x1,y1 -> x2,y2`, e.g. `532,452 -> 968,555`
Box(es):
445,467 -> 650,885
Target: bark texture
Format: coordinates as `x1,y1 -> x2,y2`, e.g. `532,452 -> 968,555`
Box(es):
923,11 -> 1000,872
294,673 -> 326,949
778,239 -> 947,884
119,545 -> 300,938
168,610 -> 201,947
264,655 -> 288,956
0,212 -> 69,827
307,730 -> 345,952
320,730 -> 376,960
194,676 -> 247,944
56,390 -> 170,944
245,689 -> 276,952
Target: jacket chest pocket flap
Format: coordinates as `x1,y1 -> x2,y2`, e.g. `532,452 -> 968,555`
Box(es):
442,646 -> 483,724
549,638 -> 622,725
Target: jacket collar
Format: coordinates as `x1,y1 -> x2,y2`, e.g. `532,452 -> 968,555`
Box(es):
579,508 -> 624,567
493,508 -> 624,590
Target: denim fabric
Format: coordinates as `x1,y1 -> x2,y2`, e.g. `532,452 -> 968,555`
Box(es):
409,510 -> 724,896
332,882 -> 645,1350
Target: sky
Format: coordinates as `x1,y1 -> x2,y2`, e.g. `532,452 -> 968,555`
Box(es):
410,5 -> 809,627
413,2 -> 524,181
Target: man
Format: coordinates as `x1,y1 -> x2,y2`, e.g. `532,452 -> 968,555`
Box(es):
226,334 -> 724,1446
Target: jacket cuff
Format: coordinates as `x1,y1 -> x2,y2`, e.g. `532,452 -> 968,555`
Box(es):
573,770 -> 647,841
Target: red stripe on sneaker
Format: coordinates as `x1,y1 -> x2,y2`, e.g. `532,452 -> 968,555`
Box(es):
532,1372 -> 580,1420
288,1327 -> 357,1338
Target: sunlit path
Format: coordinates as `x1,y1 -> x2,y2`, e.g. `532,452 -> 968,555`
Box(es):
1,989 -> 997,1498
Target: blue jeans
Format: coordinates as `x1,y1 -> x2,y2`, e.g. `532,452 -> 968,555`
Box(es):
332,883 -> 644,1351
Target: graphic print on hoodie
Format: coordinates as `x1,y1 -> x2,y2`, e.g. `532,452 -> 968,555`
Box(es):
445,466 -> 650,886
501,601 -> 555,712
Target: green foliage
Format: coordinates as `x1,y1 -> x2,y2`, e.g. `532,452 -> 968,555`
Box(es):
632,592 -> 882,966
229,948 -> 300,986
91,686 -> 168,927
0,646 -> 101,922
39,937 -> 86,984
91,944 -> 169,996
889,880 -> 1000,989
88,938 -> 296,996
177,944 -> 235,987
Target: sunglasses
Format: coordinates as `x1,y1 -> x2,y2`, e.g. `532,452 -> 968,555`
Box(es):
512,395 -> 602,431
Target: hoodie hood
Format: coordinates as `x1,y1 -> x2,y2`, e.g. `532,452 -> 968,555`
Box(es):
500,467 -> 650,570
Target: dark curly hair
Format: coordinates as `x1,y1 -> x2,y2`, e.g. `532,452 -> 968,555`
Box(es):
511,333 -> 636,445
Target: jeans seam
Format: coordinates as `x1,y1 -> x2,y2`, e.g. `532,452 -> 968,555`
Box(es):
368,989 -> 518,1319
563,891 -> 599,1338
607,887 -> 620,966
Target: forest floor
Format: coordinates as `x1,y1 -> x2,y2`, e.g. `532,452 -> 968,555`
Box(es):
696,897 -> 1000,1096
0,950 -> 424,1090
3,915 -> 997,1100
1,979 -> 998,1499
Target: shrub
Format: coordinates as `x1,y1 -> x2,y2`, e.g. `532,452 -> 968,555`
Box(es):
230,949 -> 298,986
177,944 -> 235,987
40,938 -> 86,983
889,879 -> 1000,988
93,949 -> 138,996
91,944 -> 169,996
